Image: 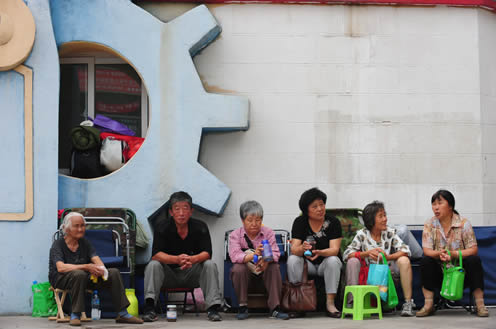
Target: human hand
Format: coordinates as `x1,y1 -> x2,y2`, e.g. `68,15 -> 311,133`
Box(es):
305,249 -> 320,261
255,244 -> 264,257
367,248 -> 385,261
439,250 -> 451,262
256,259 -> 269,272
178,254 -> 193,270
87,264 -> 105,276
302,241 -> 313,251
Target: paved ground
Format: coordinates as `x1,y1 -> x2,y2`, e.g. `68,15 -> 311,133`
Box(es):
0,309 -> 494,329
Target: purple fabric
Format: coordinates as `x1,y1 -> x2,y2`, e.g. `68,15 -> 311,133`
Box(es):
92,114 -> 136,136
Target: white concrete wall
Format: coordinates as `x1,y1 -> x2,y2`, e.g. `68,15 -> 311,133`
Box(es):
478,10 -> 496,225
140,3 -> 495,282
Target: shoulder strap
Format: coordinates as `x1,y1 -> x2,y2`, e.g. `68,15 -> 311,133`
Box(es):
302,260 -> 309,282
243,234 -> 255,250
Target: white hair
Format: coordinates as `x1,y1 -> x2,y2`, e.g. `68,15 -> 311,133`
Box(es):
61,212 -> 86,234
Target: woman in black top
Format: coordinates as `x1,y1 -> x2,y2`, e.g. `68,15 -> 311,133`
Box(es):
288,187 -> 343,318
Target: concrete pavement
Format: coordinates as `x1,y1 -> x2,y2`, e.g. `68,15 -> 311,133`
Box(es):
0,309 -> 494,329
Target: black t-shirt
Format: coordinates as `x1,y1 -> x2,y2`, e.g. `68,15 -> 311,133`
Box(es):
48,237 -> 96,286
291,214 -> 343,264
151,218 -> 212,268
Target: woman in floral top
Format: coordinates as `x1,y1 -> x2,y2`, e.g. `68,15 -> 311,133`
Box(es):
343,201 -> 414,316
417,190 -> 488,317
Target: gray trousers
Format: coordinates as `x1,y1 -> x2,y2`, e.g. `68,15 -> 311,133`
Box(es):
394,224 -> 423,258
287,255 -> 342,294
144,260 -> 223,309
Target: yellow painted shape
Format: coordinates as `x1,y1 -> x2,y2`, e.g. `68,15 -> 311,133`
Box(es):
0,0 -> 36,71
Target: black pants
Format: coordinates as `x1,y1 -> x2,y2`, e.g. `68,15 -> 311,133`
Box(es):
54,268 -> 130,313
420,255 -> 484,292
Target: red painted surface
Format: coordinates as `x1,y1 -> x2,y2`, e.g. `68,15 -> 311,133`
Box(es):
137,0 -> 496,12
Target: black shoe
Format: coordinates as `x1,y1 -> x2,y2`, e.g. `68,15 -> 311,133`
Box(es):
207,310 -> 222,321
289,311 -> 306,318
326,310 -> 341,318
207,305 -> 222,322
270,308 -> 290,320
236,306 -> 249,320
141,310 -> 158,322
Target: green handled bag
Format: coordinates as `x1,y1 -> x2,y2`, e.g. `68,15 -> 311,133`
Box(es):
440,250 -> 465,301
386,265 -> 398,309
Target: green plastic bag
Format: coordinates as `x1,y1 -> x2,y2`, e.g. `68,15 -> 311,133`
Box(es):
386,268 -> 398,308
441,250 -> 465,301
32,282 -> 57,317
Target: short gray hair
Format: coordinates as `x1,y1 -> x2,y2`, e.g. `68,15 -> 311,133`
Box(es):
61,212 -> 86,234
239,200 -> 264,220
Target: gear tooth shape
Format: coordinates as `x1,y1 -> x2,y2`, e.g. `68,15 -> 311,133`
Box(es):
168,4 -> 222,58
54,1 -> 249,217
182,164 -> 231,215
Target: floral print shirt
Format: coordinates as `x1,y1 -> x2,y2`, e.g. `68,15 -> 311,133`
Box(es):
422,213 -> 477,251
343,226 -> 411,265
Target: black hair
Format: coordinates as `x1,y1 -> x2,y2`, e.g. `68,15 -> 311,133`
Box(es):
168,191 -> 193,209
431,189 -> 458,215
298,187 -> 327,216
362,201 -> 385,231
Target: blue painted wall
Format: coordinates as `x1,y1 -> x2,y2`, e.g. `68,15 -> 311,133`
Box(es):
0,0 -> 247,313
53,0 -> 249,262
0,0 -> 59,314
0,72 -> 25,212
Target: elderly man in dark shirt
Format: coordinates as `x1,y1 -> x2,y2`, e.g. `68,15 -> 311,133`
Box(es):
49,212 -> 143,326
142,191 -> 223,322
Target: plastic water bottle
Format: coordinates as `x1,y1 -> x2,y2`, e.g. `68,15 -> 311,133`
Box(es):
262,239 -> 273,262
91,290 -> 101,320
304,236 -> 316,256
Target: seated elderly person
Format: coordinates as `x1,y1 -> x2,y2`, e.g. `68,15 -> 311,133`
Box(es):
142,191 -> 223,322
343,201 -> 414,316
49,212 -> 143,326
228,201 -> 289,320
287,187 -> 343,318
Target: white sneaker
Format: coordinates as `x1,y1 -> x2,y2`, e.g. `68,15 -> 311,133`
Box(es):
401,300 -> 415,317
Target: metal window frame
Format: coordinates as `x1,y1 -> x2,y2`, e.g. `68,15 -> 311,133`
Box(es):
59,57 -> 148,137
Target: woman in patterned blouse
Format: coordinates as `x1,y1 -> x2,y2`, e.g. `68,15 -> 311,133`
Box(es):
343,201 -> 415,316
416,190 -> 488,317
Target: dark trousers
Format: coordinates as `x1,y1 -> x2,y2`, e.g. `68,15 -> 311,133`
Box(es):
420,255 -> 485,293
230,263 -> 282,311
54,268 -> 130,313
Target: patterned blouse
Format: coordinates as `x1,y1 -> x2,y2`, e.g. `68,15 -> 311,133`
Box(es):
343,226 -> 411,265
422,213 -> 477,251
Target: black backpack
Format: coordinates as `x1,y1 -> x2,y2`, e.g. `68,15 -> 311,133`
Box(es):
70,147 -> 104,178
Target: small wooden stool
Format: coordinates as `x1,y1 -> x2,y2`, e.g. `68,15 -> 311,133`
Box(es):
341,285 -> 382,320
48,287 -> 91,323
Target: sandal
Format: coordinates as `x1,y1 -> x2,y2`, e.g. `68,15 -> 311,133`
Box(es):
416,306 -> 435,317
416,298 -> 435,317
475,299 -> 489,317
